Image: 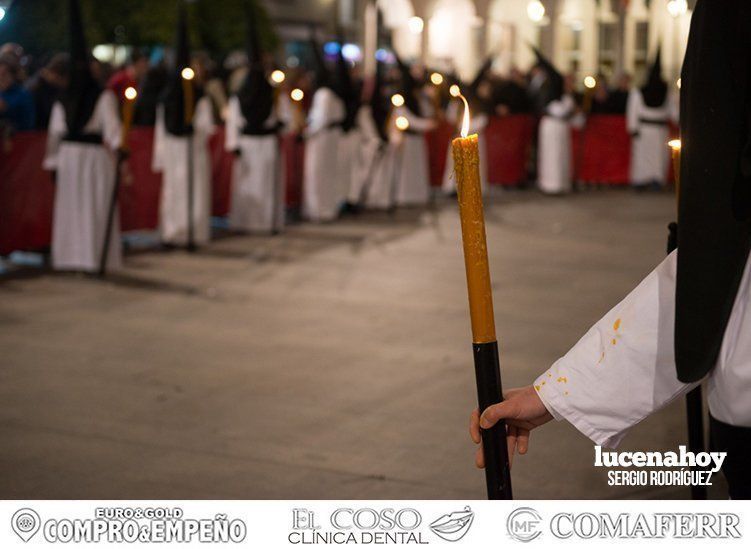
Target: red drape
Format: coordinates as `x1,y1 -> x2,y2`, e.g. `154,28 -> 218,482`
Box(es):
425,120 -> 456,187
280,133 -> 305,208
119,127 -> 162,231
0,132 -> 55,255
575,115 -> 631,184
485,115 -> 534,185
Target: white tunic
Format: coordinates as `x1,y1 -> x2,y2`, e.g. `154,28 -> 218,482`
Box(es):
441,101 -> 489,193
537,95 -> 575,195
349,106 -> 386,206
535,250 -> 751,448
303,87 -> 346,222
225,96 -> 283,233
44,91 -> 122,272
391,105 -> 435,207
626,89 -> 677,186
152,97 -> 215,246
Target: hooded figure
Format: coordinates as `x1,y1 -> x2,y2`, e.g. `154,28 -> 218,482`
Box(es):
302,32 -> 347,221
152,0 -> 215,246
518,0 -> 751,500
442,59 -> 492,194
626,46 -> 678,188
44,0 -> 123,272
225,0 -> 284,233
387,54 -> 436,207
532,47 -> 574,194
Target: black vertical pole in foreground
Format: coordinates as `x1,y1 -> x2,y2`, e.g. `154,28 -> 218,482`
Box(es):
474,341 -> 513,499
667,221 -> 707,500
98,150 -> 125,277
186,133 -> 196,252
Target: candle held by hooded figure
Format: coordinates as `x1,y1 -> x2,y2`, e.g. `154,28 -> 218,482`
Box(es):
44,0 -> 123,273
452,95 -> 513,500
152,1 -> 215,249
225,0 -> 284,234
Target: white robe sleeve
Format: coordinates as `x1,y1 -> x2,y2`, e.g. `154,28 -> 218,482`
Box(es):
534,251 -> 698,448
99,90 -> 122,151
306,89 -> 333,137
546,95 -> 574,118
626,89 -> 640,135
43,102 -> 66,171
152,105 -> 166,173
225,96 -> 242,152
194,96 -> 216,139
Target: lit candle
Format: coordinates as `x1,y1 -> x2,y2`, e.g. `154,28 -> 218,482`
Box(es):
452,95 -> 512,500
583,75 -> 596,114
121,86 -> 138,150
181,67 -> 195,125
669,138 -> 681,209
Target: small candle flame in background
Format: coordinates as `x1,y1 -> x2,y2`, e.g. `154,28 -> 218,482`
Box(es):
449,84 -> 461,98
395,115 -> 410,131
668,139 -> 682,151
181,67 -> 195,81
391,93 -> 405,107
430,72 -> 443,86
290,88 -> 304,102
270,69 -> 286,85
584,75 -> 596,89
124,86 -> 138,101
459,94 -> 470,138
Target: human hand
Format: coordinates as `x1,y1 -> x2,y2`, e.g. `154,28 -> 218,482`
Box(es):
469,385 -> 553,469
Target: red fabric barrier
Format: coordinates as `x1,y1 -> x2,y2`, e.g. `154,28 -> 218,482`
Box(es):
120,127 -> 162,231
281,133 -> 304,208
209,130 -> 234,217
0,132 -> 55,255
425,120 -> 455,187
575,115 -> 631,184
484,115 -> 534,186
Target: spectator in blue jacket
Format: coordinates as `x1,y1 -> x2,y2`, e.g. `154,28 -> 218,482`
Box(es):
0,53 -> 35,131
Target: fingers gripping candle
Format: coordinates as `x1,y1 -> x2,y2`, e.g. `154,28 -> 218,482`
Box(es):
452,95 -> 513,499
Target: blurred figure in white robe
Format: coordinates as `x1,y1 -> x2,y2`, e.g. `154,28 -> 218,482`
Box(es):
627,48 -> 678,190
303,35 -> 346,222
44,0 -> 122,272
390,55 -> 436,207
533,49 -> 575,195
225,4 -> 283,234
152,4 -> 215,247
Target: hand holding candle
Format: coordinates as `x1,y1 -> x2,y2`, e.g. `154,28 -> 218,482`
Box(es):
452,94 -> 513,499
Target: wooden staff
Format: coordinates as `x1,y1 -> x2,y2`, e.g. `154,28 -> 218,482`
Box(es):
98,86 -> 137,277
452,95 -> 512,500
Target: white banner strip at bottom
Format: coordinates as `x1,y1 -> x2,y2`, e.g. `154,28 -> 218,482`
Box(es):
1,500 -> 749,548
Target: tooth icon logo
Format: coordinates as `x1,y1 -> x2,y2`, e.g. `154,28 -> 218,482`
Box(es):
11,508 -> 40,542
430,506 -> 475,542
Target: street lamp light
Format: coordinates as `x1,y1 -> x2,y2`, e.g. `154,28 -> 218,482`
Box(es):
667,0 -> 687,18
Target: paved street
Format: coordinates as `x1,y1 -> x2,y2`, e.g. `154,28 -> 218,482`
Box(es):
0,189 -> 724,499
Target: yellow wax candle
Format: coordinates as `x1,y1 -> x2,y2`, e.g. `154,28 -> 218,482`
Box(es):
121,86 -> 137,151
669,138 -> 681,213
452,95 -> 496,344
181,67 -> 195,125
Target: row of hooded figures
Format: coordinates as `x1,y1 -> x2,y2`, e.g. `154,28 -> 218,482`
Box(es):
44,0 -> 677,274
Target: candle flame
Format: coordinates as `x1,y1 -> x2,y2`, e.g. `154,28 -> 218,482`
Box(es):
270,69 -> 286,84
584,75 -> 596,89
395,115 -> 409,131
124,86 -> 138,101
181,67 -> 195,81
449,84 -> 461,98
668,139 -> 682,151
290,88 -> 304,102
391,93 -> 404,107
430,72 -> 443,85
459,94 -> 470,138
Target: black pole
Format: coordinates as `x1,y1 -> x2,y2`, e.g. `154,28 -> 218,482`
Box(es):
388,140 -> 404,214
270,141 -> 281,235
667,221 -> 707,500
357,142 -> 385,209
473,341 -> 513,499
98,149 -> 125,278
186,133 -> 196,252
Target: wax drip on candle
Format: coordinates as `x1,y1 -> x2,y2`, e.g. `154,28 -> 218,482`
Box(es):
459,94 -> 470,138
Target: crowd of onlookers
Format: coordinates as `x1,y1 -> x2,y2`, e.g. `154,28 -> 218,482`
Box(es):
0,40 -> 636,137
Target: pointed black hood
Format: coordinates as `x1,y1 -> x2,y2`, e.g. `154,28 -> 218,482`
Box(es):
532,46 -> 563,104
333,32 -> 359,132
237,0 -> 274,133
466,57 -> 493,113
62,0 -> 102,138
309,30 -> 332,90
394,52 -> 422,117
641,47 -> 668,108
161,1 -> 196,136
369,57 -> 389,142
